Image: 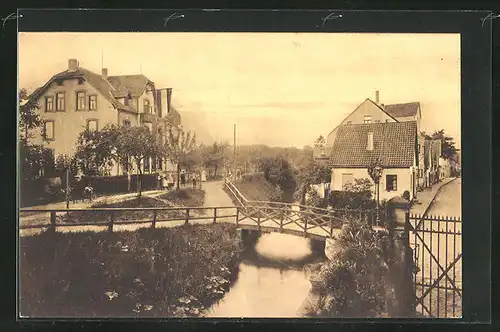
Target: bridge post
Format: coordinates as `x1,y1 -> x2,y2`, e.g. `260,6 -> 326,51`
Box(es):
213,208 -> 217,224
236,207 -> 240,225
304,217 -> 308,237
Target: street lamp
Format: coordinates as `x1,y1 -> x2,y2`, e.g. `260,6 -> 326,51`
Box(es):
368,160 -> 384,225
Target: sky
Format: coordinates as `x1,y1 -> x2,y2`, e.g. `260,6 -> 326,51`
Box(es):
18,32 -> 461,149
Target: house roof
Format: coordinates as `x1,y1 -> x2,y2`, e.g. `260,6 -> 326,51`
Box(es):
107,75 -> 154,98
27,67 -> 140,113
383,102 -> 421,118
329,121 -> 417,168
326,98 -> 399,138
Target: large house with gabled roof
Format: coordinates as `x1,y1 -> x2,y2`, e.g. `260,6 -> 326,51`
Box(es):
25,58 -> 181,176
329,121 -> 419,201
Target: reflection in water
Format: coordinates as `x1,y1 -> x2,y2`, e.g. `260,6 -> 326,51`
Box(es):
206,233 -> 324,318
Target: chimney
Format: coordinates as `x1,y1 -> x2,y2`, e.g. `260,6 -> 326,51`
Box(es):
68,59 -> 79,71
375,90 -> 380,104
367,132 -> 374,151
102,68 -> 108,79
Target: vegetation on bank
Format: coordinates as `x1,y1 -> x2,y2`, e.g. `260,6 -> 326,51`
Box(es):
157,188 -> 206,208
59,189 -> 206,224
20,224 -> 243,317
305,219 -> 409,318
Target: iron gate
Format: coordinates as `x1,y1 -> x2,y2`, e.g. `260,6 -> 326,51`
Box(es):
408,213 -> 462,318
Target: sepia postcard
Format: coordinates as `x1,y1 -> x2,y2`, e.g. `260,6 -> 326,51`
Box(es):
18,31 -> 463,319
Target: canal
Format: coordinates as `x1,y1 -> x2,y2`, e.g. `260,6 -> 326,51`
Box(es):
205,232 -> 326,317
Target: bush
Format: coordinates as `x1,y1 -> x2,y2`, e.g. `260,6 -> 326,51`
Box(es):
306,220 -> 401,318
20,224 -> 243,317
241,172 -> 265,183
81,173 -> 161,196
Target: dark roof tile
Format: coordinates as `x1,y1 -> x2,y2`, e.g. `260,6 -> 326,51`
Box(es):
384,102 -> 420,118
330,121 -> 417,168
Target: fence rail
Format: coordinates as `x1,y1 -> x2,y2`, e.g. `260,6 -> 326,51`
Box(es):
408,213 -> 462,318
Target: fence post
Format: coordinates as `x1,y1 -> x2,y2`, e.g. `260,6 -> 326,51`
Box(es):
279,209 -> 284,233
49,211 -> 56,233
213,208 -> 217,224
108,211 -> 114,233
304,217 -> 308,237
236,207 -> 240,225
152,210 -> 157,229
185,208 -> 190,225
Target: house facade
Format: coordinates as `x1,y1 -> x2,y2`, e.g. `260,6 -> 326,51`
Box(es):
26,59 -> 181,176
329,121 -> 419,201
317,90 -> 442,192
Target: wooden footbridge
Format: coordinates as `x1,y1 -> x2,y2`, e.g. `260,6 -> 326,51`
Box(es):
19,179 -> 381,239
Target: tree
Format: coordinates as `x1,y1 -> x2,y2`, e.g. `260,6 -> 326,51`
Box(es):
421,129 -> 458,160
314,135 -> 326,148
19,88 -> 42,143
113,125 -> 163,198
258,156 -> 297,203
202,141 -> 229,178
164,127 -> 197,190
296,160 -> 332,205
74,125 -> 118,176
18,88 -> 47,181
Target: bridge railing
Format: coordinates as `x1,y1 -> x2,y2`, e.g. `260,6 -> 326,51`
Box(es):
223,178 -> 385,227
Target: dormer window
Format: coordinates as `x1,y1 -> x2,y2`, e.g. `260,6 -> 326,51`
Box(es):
367,132 -> 374,151
144,99 -> 151,114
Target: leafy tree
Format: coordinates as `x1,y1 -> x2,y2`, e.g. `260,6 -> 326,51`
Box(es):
314,135 -> 326,148
296,160 -> 331,205
164,127 -> 197,190
19,88 -> 42,143
305,219 -> 401,318
202,141 -> 229,178
342,178 -> 373,193
18,88 -> 47,180
74,125 -> 118,176
258,156 -> 297,203
115,125 -> 164,198
420,129 -> 458,160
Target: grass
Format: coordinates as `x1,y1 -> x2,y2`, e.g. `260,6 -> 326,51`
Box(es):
157,188 -> 206,208
232,174 -> 279,202
19,224 -> 243,317
58,196 -> 185,224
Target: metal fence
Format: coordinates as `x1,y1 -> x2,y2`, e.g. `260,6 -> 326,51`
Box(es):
408,213 -> 462,318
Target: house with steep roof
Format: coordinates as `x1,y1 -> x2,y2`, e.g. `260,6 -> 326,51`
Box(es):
329,121 -> 419,201
25,58 -> 182,176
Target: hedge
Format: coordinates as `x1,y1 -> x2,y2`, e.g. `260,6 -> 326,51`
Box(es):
81,173 -> 161,195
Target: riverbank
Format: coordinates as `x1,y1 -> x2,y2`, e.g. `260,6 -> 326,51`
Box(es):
20,224 -> 243,317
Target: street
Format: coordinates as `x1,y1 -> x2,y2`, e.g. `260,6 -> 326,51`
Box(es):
426,178 -> 461,218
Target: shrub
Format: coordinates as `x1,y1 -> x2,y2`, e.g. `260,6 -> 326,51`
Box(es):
402,190 -> 411,201
158,189 -> 206,208
241,172 -> 265,183
306,220 -> 402,318
20,224 -> 243,317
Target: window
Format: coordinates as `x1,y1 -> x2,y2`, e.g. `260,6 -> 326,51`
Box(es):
341,173 -> 354,189
45,96 -> 54,112
43,121 -> 55,141
123,119 -> 131,127
346,121 -> 352,125
158,158 -> 163,170
151,157 -> 157,171
374,120 -> 380,123
56,93 -> 65,111
144,99 -> 151,114
386,175 -> 397,191
77,92 -> 86,110
87,119 -> 98,132
364,115 -> 372,124
144,157 -> 150,173
88,95 -> 97,110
